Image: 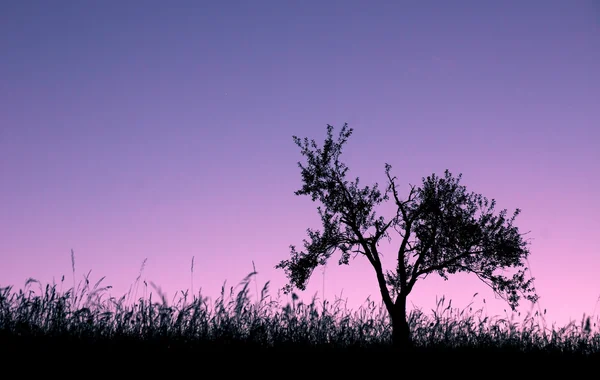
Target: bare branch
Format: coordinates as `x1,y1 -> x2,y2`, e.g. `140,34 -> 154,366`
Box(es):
415,250 -> 482,277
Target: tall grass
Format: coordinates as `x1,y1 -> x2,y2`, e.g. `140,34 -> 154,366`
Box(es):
1,254 -> 599,372
1,269 -> 599,357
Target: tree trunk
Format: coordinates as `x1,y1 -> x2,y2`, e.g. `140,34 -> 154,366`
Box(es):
391,294 -> 412,351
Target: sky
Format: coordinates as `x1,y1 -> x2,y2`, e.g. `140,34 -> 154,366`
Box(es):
1,0 -> 598,329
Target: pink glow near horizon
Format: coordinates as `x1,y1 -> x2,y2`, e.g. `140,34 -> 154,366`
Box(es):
1,1 -> 599,329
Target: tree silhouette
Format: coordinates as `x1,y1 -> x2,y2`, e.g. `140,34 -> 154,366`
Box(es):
276,123 -> 539,350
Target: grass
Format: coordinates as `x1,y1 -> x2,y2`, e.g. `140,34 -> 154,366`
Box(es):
1,257 -> 599,373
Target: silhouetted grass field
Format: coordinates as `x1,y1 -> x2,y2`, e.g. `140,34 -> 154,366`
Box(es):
1,267 -> 599,373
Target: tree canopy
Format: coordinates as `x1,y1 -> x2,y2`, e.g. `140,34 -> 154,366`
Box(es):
276,123 -> 538,317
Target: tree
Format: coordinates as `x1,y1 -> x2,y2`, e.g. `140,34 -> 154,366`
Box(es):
276,123 -> 538,350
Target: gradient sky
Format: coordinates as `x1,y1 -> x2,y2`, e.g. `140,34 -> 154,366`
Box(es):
1,0 -> 598,328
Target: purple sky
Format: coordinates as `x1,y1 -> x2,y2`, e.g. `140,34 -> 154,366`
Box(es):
1,1 -> 598,328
